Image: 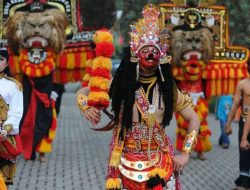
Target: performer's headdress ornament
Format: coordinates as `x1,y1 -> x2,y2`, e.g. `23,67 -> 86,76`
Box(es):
129,4 -> 171,64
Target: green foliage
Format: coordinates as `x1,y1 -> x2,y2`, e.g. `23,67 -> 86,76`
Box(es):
212,0 -> 250,48
116,0 -> 123,9
79,0 -> 116,29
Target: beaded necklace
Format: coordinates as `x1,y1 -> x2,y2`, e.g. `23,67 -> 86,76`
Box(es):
138,81 -> 162,166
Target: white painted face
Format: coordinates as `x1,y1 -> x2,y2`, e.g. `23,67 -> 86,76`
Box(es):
0,56 -> 7,73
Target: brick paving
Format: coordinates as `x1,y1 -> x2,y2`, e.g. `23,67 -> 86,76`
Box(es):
9,93 -> 241,190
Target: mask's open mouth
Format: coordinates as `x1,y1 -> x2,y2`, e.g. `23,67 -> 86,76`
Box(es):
25,36 -> 48,48
182,50 -> 202,61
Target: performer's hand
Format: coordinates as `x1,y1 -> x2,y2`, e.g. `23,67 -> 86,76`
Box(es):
240,139 -> 250,150
224,125 -> 232,135
173,152 -> 190,173
82,107 -> 101,126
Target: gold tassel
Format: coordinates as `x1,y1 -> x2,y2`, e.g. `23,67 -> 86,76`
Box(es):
0,173 -> 7,190
106,178 -> 121,189
148,168 -> 167,179
109,146 -> 123,167
109,127 -> 125,167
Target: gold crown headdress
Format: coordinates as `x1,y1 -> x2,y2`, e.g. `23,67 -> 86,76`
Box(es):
129,4 -> 171,64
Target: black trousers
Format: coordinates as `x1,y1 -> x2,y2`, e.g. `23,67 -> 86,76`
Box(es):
235,118 -> 250,188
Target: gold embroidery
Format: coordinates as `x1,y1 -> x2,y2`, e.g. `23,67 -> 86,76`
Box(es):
0,95 -> 8,124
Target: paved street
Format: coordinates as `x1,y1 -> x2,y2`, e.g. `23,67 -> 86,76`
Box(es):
9,93 -> 241,190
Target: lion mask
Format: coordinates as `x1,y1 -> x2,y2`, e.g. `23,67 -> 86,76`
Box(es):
4,9 -> 69,55
171,28 -> 214,67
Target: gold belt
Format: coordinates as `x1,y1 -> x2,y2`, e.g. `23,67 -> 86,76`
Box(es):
120,156 -> 158,171
124,139 -> 158,151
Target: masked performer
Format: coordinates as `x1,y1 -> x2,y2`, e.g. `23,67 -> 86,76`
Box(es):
4,4 -> 69,162
169,8 -> 215,160
77,4 -> 199,190
0,48 -> 23,185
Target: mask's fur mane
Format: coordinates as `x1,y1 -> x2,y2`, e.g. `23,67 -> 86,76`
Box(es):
4,9 -> 69,54
170,28 -> 214,66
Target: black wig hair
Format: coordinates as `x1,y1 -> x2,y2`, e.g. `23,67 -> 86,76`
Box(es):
110,47 -> 175,132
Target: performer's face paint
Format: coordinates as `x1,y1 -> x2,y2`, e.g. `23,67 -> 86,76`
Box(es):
0,56 -> 7,73
138,45 -> 161,70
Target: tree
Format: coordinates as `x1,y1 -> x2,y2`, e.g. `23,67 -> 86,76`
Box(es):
217,0 -> 250,48
79,0 -> 116,29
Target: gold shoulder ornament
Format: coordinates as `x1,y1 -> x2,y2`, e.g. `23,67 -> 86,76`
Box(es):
175,89 -> 194,112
